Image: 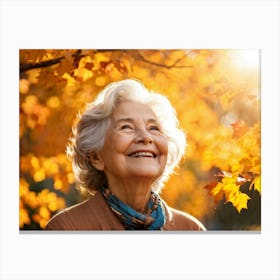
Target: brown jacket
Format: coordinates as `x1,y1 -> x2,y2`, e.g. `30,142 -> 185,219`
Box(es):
45,191 -> 206,231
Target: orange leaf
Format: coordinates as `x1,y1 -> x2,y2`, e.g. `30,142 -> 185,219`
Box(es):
208,182 -> 224,203
231,120 -> 249,138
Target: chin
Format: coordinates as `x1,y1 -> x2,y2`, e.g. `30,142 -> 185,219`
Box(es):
130,169 -> 163,180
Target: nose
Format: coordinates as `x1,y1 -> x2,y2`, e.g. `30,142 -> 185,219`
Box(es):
135,128 -> 153,144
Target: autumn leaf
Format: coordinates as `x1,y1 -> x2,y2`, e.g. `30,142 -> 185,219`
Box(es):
229,192 -> 251,213
19,207 -> 30,227
231,120 -> 249,138
250,175 -> 261,193
204,182 -> 224,203
83,62 -> 94,70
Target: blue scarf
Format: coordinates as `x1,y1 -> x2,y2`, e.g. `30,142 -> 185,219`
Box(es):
101,186 -> 166,230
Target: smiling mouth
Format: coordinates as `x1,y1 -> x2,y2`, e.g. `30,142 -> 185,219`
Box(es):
128,151 -> 157,158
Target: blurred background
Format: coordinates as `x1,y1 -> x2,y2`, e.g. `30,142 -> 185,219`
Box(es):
19,49 -> 261,230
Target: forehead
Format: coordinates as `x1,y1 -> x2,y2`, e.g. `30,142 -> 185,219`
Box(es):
112,101 -> 157,120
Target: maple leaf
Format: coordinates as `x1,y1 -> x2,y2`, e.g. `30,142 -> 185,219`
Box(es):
208,182 -> 224,203
229,191 -> 251,213
222,176 -> 239,195
204,181 -> 218,194
250,176 -> 261,193
204,182 -> 224,203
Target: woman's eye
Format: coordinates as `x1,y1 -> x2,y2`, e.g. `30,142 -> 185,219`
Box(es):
120,124 -> 133,130
149,126 -> 160,131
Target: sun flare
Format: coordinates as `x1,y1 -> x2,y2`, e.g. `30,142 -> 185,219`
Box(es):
229,50 -> 260,70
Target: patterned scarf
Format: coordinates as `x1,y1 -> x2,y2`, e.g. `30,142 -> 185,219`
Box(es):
101,185 -> 166,230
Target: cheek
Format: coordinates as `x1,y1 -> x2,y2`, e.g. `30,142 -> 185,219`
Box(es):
102,132 -> 132,156
157,136 -> 168,156
111,134 -> 132,154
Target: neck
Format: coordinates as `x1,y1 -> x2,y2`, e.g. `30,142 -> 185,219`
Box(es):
106,178 -> 153,212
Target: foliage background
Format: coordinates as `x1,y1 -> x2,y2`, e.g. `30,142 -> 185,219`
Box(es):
19,49 -> 261,230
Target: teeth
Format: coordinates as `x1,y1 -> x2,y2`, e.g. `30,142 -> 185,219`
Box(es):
130,152 -> 154,158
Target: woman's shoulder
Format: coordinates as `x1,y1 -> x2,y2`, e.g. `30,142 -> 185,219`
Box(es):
44,196 -> 95,230
162,200 -> 206,231
45,191 -> 124,230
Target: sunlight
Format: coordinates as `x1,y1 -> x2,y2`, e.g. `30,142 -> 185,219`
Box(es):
229,50 -> 260,71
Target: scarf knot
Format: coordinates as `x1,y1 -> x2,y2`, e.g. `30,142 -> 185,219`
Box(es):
101,186 -> 166,230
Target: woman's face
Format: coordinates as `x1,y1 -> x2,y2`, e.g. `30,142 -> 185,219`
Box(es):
93,101 -> 168,186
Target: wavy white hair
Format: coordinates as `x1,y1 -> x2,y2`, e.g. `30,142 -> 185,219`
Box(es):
67,79 -> 187,194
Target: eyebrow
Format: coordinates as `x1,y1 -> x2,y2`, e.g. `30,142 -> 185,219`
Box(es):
114,118 -> 160,125
114,118 -> 134,124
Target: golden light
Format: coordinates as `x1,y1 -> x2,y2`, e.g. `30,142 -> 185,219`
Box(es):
229,50 -> 260,71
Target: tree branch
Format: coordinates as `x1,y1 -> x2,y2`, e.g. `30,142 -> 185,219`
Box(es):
20,56 -> 64,73
20,49 -> 192,73
20,50 -> 84,73
135,51 -> 192,69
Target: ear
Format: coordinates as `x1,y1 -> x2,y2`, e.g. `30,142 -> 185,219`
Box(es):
89,152 -> 105,171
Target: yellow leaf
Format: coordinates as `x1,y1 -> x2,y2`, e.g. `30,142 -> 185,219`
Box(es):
211,182 -> 223,196
57,197 -> 66,209
27,69 -> 40,84
95,76 -> 107,87
34,168 -> 46,182
19,178 -> 29,197
43,158 -> 59,176
37,106 -> 50,126
250,176 -> 261,193
62,72 -> 76,88
48,201 -> 58,212
54,177 -> 63,190
220,94 -> 230,110
39,206 -> 50,220
47,193 -> 65,212
67,172 -> 75,184
76,67 -> 93,81
19,79 -> 30,94
222,176 -> 239,197
22,95 -> 38,114
26,117 -> 36,129
19,208 -> 30,227
230,192 -> 251,213
30,155 -> 40,170
230,161 -> 244,174
24,191 -> 38,208
46,96 -> 60,109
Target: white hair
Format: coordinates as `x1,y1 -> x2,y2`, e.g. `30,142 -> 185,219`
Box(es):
67,79 -> 187,194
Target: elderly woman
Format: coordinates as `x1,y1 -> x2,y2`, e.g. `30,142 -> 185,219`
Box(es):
45,79 -> 206,231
